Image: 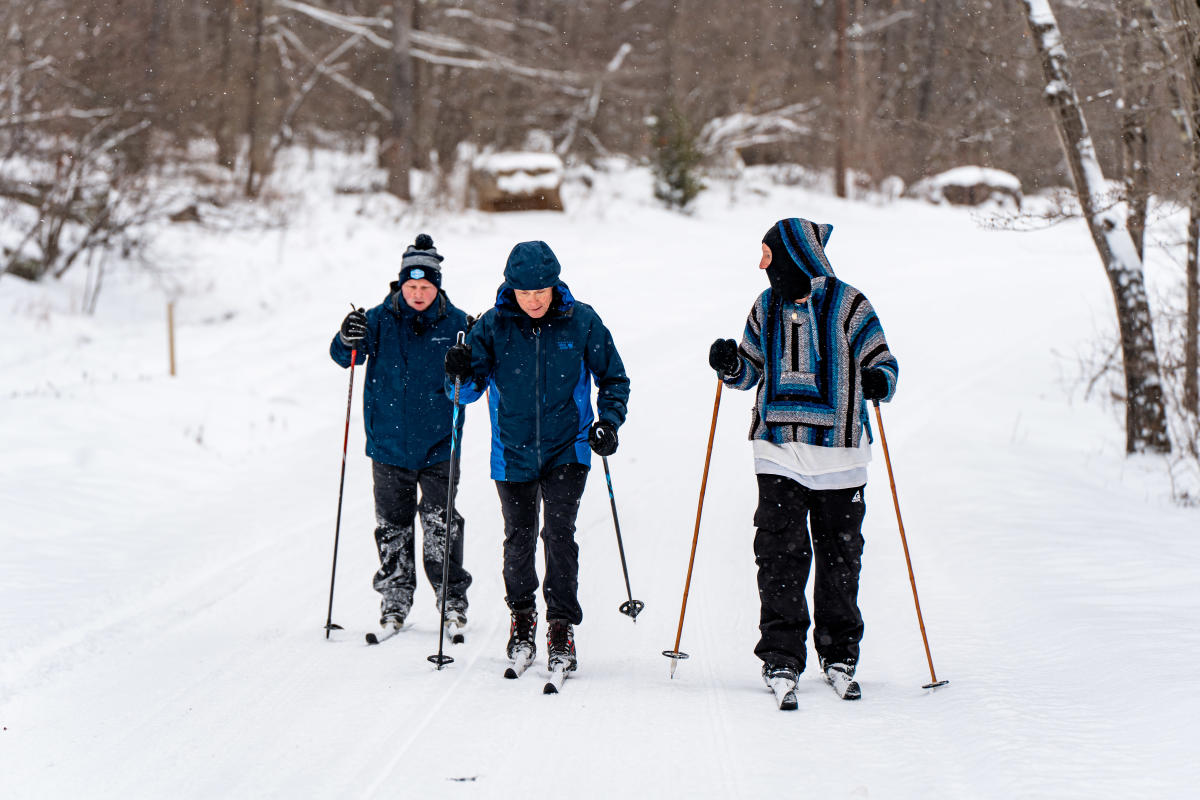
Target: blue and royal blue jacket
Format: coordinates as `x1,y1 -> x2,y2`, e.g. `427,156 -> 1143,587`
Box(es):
455,282 -> 630,483
330,287 -> 469,470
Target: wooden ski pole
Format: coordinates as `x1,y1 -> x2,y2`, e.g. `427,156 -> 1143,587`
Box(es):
873,399 -> 948,689
663,380 -> 723,677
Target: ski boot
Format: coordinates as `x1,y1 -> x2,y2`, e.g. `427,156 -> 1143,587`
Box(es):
546,620 -> 577,673
820,657 -> 861,701
762,663 -> 800,710
506,606 -> 538,661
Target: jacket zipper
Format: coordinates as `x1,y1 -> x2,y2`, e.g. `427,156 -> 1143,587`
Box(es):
533,326 -> 542,468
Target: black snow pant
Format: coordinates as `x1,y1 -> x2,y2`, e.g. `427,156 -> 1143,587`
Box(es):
752,474 -> 866,674
495,463 -> 589,625
371,459 -> 471,621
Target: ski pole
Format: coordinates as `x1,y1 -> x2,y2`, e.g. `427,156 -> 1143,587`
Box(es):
324,340 -> 359,639
429,332 -> 466,669
873,399 -> 949,690
663,380 -> 723,677
601,455 -> 644,621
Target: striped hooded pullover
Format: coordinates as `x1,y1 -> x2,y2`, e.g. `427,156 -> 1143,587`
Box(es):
722,218 -> 898,448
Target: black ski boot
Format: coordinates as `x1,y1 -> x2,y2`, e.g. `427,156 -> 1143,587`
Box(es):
761,663 -> 799,689
762,663 -> 800,710
820,657 -> 861,700
506,606 -> 538,660
546,620 -> 577,672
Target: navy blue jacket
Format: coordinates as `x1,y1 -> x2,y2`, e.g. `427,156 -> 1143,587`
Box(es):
330,287 -> 469,470
456,283 -> 630,482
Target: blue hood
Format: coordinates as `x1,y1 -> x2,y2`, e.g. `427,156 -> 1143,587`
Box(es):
503,241 -> 562,290
770,217 -> 836,280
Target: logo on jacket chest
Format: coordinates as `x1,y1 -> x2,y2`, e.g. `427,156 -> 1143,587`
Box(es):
557,341 -> 575,351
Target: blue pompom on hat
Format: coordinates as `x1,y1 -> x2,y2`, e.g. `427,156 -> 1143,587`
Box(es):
399,233 -> 444,288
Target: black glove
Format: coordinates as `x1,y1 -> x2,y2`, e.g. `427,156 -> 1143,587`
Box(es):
589,420 -> 618,456
340,308 -> 367,347
861,368 -> 889,401
709,338 -> 739,375
444,343 -> 473,382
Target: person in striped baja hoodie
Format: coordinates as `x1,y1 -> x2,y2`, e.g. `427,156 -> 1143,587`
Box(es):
708,217 -> 898,699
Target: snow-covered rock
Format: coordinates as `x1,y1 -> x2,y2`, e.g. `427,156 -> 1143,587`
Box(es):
907,166 -> 1023,209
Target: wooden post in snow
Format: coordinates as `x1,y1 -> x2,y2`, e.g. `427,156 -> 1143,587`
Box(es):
167,301 -> 176,377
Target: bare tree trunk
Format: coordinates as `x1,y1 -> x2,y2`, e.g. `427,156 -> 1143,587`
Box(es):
834,0 -> 848,198
383,0 -> 414,200
128,0 -> 167,171
1171,0 -> 1200,416
1018,0 -> 1171,454
916,0 -> 943,122
215,0 -> 237,170
1118,2 -> 1151,260
244,0 -> 265,197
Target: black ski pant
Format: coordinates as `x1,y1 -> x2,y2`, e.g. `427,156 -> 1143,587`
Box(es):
752,474 -> 866,674
495,463 -> 589,625
371,459 -> 471,620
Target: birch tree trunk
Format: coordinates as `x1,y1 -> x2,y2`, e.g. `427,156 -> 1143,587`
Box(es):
1171,0 -> 1200,416
1017,0 -> 1171,454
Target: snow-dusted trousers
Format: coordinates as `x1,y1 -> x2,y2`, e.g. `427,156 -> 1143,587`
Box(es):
495,463 -> 589,625
371,460 -> 471,621
752,474 -> 866,673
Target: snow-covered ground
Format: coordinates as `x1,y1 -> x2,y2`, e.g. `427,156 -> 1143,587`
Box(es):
2,153 -> 1197,798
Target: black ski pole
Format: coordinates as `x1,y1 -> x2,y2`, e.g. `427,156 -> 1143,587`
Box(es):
601,455 -> 644,621
429,332 -> 466,669
325,341 -> 359,639
873,399 -> 948,690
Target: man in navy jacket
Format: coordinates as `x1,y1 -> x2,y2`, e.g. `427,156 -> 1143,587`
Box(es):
445,241 -> 630,674
331,234 -> 472,636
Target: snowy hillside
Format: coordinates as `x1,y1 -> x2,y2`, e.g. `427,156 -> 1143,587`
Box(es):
2,153 -> 1197,799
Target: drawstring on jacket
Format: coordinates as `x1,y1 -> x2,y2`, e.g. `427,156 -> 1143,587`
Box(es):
803,298 -> 820,367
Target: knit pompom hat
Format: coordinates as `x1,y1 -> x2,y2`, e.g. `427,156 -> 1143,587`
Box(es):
399,233 -> 444,287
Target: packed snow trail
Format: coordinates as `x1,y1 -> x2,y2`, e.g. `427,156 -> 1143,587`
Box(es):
3,158 -> 1199,798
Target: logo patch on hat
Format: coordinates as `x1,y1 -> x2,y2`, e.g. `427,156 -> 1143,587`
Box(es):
409,268 -> 425,280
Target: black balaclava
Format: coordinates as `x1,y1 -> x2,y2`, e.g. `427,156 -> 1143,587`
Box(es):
762,223 -> 812,302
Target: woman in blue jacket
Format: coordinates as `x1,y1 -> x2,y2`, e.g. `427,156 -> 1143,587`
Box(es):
444,241 -> 630,675
330,234 -> 472,637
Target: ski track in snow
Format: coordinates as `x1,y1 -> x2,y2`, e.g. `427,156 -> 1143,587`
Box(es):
2,157 -> 1199,798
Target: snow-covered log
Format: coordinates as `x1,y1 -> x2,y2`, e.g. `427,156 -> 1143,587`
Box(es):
470,152 -> 563,212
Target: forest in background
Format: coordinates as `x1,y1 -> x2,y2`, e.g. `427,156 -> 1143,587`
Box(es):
2,0 -> 1200,487
2,0 -> 1196,197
